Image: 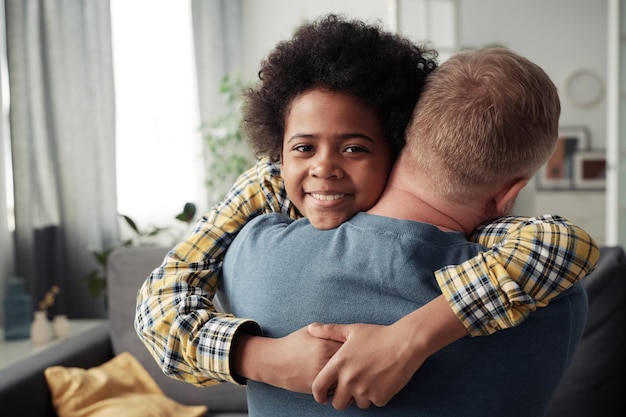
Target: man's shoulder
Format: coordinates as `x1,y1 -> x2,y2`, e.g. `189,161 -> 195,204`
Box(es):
237,212 -> 299,242
247,212 -> 294,228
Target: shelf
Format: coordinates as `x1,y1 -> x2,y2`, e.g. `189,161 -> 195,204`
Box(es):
0,319 -> 105,369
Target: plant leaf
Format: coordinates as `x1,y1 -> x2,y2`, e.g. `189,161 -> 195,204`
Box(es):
121,214 -> 140,234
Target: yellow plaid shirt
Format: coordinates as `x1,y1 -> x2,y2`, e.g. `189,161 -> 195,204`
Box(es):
134,158 -> 599,386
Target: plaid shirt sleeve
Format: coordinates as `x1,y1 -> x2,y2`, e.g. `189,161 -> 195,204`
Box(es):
435,214 -> 600,337
134,158 -> 299,386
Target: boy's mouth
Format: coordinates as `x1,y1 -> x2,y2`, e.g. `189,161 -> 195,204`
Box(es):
310,193 -> 346,201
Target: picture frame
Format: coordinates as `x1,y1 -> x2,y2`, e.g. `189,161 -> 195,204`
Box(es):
573,150 -> 606,190
536,127 -> 591,190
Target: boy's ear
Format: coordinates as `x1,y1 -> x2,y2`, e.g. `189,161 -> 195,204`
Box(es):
495,178 -> 528,216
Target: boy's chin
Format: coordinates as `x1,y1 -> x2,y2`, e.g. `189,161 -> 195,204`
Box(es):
307,213 -> 354,230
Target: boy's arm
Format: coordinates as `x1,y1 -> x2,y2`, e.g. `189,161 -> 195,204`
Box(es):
134,158 -> 297,386
437,214 -> 599,336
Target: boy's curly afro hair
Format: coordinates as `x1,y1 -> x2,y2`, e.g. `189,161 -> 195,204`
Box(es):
241,14 -> 438,162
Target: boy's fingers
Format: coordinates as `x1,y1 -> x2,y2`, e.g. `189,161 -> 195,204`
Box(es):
311,368 -> 336,404
307,322 -> 349,342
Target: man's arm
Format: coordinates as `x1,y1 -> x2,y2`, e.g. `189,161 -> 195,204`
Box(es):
309,295 -> 467,410
134,158 -> 298,385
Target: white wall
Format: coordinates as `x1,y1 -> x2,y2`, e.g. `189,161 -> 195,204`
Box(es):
458,0 -> 608,243
459,0 -> 607,148
240,0 -> 393,81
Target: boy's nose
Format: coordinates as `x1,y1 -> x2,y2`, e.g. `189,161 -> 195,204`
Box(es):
310,156 -> 344,179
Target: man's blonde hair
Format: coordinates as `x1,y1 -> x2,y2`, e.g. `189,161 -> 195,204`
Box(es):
405,47 -> 560,202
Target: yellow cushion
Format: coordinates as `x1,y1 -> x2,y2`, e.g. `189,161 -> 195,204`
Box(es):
45,351 -> 208,417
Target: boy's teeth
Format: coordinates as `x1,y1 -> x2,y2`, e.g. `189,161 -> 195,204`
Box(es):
312,193 -> 345,201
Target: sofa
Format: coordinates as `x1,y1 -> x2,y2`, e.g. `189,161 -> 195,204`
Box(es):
0,245 -> 624,416
0,246 -> 247,417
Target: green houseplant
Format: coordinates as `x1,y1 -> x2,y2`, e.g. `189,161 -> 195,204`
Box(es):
201,74 -> 257,204
84,203 -> 196,298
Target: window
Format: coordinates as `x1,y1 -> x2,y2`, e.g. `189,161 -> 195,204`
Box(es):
110,0 -> 206,234
396,0 -> 459,62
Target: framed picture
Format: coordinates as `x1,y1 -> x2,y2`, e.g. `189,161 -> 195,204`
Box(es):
536,127 -> 590,190
573,150 -> 606,190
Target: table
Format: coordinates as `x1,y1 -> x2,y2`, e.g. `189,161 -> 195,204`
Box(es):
0,319 -> 105,369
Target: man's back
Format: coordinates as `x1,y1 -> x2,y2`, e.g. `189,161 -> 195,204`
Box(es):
222,212 -> 587,417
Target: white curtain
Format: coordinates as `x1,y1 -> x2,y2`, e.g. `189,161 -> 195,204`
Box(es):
191,0 -> 243,183
5,0 -> 118,318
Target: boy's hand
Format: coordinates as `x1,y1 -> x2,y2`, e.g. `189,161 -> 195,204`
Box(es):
232,327 -> 341,393
307,322 -> 422,410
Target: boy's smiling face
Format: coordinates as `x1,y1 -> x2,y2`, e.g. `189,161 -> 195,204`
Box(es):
281,89 -> 394,230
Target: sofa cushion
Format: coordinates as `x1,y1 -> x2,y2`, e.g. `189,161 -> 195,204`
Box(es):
0,322 -> 113,417
545,245 -> 626,416
45,351 -> 207,417
107,246 -> 248,413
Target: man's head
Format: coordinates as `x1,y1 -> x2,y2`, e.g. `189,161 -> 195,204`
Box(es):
403,47 -> 561,215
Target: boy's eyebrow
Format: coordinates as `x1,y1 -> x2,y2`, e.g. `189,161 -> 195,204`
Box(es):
286,133 -> 314,142
286,133 -> 375,143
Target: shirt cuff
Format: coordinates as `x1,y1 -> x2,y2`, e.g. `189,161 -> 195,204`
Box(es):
434,253 -> 534,337
199,315 -> 262,385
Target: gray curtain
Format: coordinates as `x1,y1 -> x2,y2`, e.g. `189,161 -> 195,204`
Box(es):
191,0 -> 243,184
0,13 -> 14,326
5,0 -> 118,318
0,115 -> 11,326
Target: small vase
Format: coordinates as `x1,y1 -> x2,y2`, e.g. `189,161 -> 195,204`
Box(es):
31,311 -> 52,346
3,277 -> 32,340
52,315 -> 70,340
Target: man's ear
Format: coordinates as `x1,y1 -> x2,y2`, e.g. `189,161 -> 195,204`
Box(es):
495,178 -> 528,216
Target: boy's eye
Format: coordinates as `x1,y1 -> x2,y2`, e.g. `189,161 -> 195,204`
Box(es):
293,144 -> 314,153
344,145 -> 368,153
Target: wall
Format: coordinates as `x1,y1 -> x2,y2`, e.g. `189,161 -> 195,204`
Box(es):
458,0 -> 609,244
459,0 -> 607,147
240,0 -> 393,81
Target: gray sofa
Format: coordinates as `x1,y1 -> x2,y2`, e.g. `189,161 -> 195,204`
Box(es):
0,246 -> 247,417
0,245 -> 624,416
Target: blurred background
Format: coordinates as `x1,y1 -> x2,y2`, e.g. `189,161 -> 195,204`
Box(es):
0,0 -> 622,320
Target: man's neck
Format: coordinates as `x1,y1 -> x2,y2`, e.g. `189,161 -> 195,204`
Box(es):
367,166 -> 480,235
